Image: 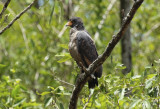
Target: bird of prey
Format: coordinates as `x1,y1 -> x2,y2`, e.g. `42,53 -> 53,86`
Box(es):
66,17 -> 102,88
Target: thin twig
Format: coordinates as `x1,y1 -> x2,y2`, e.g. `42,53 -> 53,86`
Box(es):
0,0 -> 37,35
58,24 -> 68,38
83,89 -> 94,109
143,23 -> 160,38
54,77 -> 75,87
94,0 -> 117,40
69,0 -> 144,109
19,22 -> 29,50
0,0 -> 11,19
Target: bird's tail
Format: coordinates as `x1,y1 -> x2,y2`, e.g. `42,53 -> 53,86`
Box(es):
88,77 -> 98,89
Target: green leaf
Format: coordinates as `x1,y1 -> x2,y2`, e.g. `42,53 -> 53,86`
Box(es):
145,66 -> 152,69
0,103 -> 7,109
56,53 -> 72,63
131,75 -> 141,79
119,88 -> 125,100
10,69 -> 16,73
82,98 -> 86,104
40,92 -> 51,96
56,92 -> 71,96
22,102 -> 40,107
0,64 -> 6,68
13,98 -> 26,107
59,103 -> 64,109
143,100 -> 151,109
44,97 -> 53,107
147,74 -> 156,79
118,100 -> 125,107
57,56 -> 71,63
48,86 -> 55,90
15,79 -> 21,84
11,85 -> 21,98
58,44 -> 68,49
106,100 -> 114,106
49,0 -> 55,24
95,100 -> 101,108
154,59 -> 160,64
55,53 -> 70,57
145,79 -> 153,89
115,64 -> 126,70
58,86 -> 64,91
129,99 -> 142,109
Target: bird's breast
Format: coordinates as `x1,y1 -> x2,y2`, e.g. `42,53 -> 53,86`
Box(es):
69,31 -> 81,63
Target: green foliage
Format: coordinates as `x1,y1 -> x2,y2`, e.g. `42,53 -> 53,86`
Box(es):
0,0 -> 160,108
79,60 -> 160,109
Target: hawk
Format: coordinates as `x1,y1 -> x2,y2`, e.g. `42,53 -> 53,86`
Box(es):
66,17 -> 102,88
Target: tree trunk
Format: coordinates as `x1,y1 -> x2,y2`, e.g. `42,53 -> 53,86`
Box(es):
120,0 -> 132,74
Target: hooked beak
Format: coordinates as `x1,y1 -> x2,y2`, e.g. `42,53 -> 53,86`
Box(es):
66,21 -> 72,27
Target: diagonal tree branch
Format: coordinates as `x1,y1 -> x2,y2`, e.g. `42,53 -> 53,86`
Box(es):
0,0 -> 11,19
0,0 -> 37,35
69,0 -> 144,109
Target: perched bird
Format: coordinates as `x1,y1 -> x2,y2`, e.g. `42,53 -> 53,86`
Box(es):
66,17 -> 102,88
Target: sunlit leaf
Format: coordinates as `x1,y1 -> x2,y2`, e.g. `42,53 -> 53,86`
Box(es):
0,64 -> 6,68
131,75 -> 141,79
119,88 -> 125,100
57,56 -> 71,63
145,80 -> 152,89
58,44 -> 68,49
58,86 -> 64,91
115,64 -> 126,70
48,86 -> 55,90
10,69 -> 16,73
154,59 -> 160,63
95,100 -> 101,108
129,99 -> 142,109
40,92 -> 51,96
44,97 -> 53,107
56,92 -> 70,96
13,98 -> 26,107
11,85 -> 21,98
143,100 -> 151,109
55,53 -> 70,57
147,74 -> 156,79
22,102 -> 41,107
145,66 -> 152,69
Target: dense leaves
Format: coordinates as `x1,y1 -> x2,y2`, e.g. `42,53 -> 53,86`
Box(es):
0,0 -> 160,108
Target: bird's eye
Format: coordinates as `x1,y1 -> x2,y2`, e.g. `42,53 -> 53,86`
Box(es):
72,19 -> 76,23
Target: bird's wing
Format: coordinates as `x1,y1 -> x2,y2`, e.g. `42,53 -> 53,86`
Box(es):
76,31 -> 98,67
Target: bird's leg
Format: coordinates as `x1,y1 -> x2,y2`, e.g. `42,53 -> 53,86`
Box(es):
78,62 -> 95,79
76,62 -> 84,73
90,74 -> 96,79
78,62 -> 89,74
80,68 -> 84,73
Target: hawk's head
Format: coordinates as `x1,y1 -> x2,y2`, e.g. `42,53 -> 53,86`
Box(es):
66,17 -> 84,30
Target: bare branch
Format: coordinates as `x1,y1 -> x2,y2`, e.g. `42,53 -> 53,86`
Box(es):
69,0 -> 144,109
0,0 -> 11,19
87,0 -> 144,76
0,0 -> 37,35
